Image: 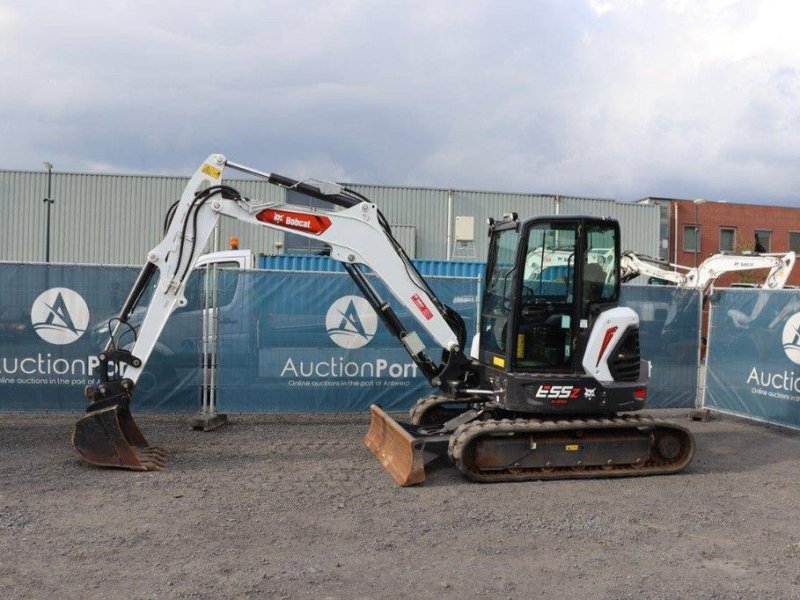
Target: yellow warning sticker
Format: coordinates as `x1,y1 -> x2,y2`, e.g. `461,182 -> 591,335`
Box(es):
492,356 -> 505,368
565,444 -> 579,452
516,334 -> 525,358
201,163 -> 221,179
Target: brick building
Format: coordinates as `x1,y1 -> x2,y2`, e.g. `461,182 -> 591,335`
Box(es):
638,197 -> 800,287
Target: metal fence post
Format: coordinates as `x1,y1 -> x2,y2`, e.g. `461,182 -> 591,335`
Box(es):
188,229 -> 228,431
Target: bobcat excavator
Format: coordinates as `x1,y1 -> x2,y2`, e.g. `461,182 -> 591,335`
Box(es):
72,154 -> 695,485
620,250 -> 796,294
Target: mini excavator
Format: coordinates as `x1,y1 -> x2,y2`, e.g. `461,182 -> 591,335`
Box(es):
620,250 -> 795,294
72,154 -> 695,485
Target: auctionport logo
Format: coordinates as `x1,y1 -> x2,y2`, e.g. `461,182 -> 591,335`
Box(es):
30,288 -> 90,345
325,295 -> 377,349
782,312 -> 800,365
746,311 -> 800,401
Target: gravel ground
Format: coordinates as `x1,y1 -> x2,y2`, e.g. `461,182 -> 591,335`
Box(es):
1,409 -> 799,599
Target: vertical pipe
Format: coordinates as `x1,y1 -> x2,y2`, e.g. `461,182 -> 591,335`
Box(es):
45,202 -> 51,263
698,289 -> 706,402
205,224 -> 221,415
201,263 -> 210,414
673,202 -> 678,264
694,202 -> 699,269
446,188 -> 453,260
44,163 -> 53,262
209,263 -> 219,415
474,272 -> 482,357
555,194 -> 561,215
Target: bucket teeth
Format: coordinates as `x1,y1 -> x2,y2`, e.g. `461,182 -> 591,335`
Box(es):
133,446 -> 168,470
71,402 -> 167,471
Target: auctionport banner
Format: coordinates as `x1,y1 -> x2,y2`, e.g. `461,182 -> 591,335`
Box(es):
0,263 -> 206,411
0,263 -> 698,414
705,289 -> 800,429
215,275 -> 700,413
215,271 -> 480,412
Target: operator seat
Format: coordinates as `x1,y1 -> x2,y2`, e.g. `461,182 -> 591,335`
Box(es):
584,262 -> 607,303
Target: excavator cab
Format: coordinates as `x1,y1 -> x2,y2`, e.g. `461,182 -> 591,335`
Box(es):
481,216 -> 618,375
476,215 -> 645,415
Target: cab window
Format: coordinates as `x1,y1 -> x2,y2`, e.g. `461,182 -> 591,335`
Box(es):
523,223 -> 577,303
583,224 -> 618,308
480,228 -> 520,355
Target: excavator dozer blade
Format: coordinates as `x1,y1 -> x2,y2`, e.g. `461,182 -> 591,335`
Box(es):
71,403 -> 167,471
364,404 -> 426,486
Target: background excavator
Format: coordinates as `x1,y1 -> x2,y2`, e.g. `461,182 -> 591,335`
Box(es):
620,250 -> 796,295
72,154 -> 695,485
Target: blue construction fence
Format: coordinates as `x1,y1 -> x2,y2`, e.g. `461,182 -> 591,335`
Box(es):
705,288 -> 800,430
0,259 -> 702,414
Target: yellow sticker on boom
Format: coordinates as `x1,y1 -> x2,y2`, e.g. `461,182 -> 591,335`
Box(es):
565,444 -> 579,452
201,163 -> 221,179
492,356 -> 505,368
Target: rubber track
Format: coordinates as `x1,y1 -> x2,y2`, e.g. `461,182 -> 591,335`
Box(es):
409,394 -> 470,426
448,415 -> 695,483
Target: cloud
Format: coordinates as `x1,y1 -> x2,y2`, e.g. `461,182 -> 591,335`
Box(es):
1,0 -> 799,204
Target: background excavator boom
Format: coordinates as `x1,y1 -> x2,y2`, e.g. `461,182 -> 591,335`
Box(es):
620,250 -> 795,295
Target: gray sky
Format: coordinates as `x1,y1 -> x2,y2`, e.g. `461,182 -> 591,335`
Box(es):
2,0 -> 799,204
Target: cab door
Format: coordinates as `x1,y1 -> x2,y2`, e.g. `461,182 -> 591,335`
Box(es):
478,222 -> 521,370
513,220 -> 581,373
512,218 -> 620,375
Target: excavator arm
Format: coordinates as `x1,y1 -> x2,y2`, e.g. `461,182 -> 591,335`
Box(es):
691,251 -> 795,294
619,251 -> 694,286
72,154 -> 475,470
620,250 -> 795,295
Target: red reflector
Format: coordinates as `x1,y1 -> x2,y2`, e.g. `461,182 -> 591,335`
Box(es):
256,209 -> 332,235
596,326 -> 619,367
633,388 -> 647,400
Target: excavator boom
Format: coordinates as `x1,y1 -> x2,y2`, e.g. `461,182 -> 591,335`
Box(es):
73,154 -> 475,470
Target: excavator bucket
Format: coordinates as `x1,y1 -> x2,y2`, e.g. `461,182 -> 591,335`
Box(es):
71,401 -> 166,471
364,404 -> 426,486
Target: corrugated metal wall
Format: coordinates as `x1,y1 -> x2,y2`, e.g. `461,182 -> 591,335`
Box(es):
344,184 -> 660,261
0,170 -> 283,264
0,169 -> 659,265
343,184 -> 450,261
